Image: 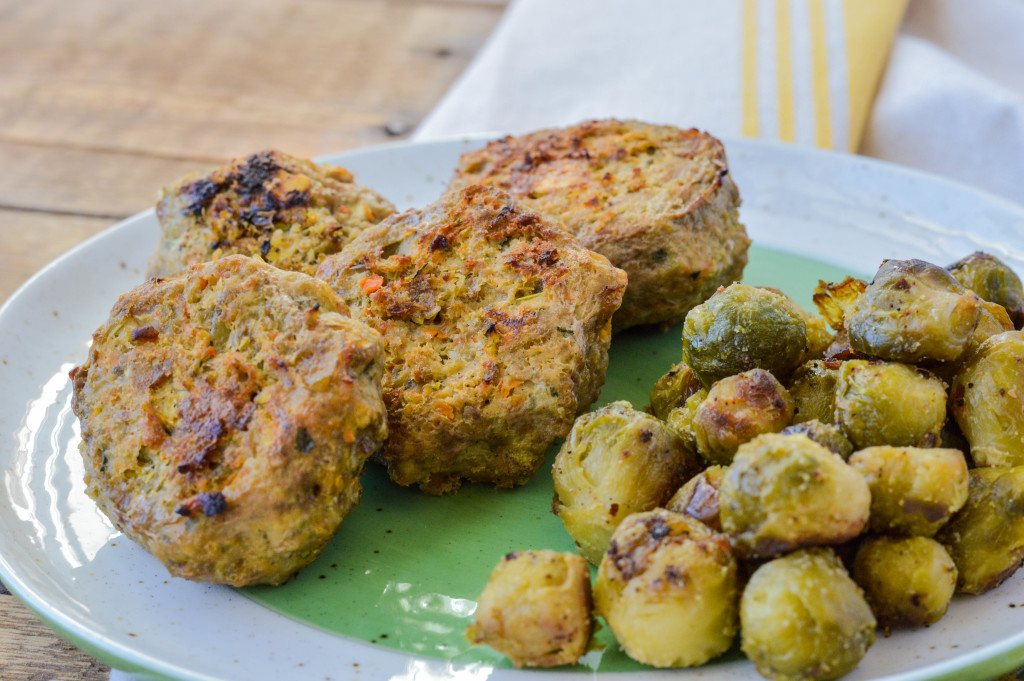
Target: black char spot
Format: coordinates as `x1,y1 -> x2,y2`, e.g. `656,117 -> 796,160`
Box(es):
297,427 -> 315,453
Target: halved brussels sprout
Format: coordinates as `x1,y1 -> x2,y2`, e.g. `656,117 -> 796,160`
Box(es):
969,300 -> 1015,354
947,251 -> 1024,329
787,360 -> 841,425
937,466 -> 1024,594
665,388 -> 708,454
849,445 -> 969,537
951,330 -> 1024,467
595,509 -> 738,668
781,420 -> 854,459
649,360 -> 702,421
553,401 -> 700,565
665,465 -> 728,532
845,259 -> 983,363
741,548 -> 875,681
467,550 -> 592,667
852,535 -> 956,630
681,283 -> 808,387
835,360 -> 946,449
720,433 -> 870,558
692,369 -> 794,465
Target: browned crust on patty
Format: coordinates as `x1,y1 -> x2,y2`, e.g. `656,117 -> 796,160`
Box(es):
450,120 -> 749,330
72,255 -> 387,585
149,150 -> 395,278
316,185 -> 626,494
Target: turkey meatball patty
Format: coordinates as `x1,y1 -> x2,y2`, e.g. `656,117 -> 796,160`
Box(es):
449,119 -> 749,330
71,255 -> 387,586
148,149 -> 395,278
316,184 -> 627,494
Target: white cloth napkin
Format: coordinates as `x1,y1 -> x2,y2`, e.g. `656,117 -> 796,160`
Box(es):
415,0 -> 1024,206
862,0 -> 1024,205
108,1 -> 1024,679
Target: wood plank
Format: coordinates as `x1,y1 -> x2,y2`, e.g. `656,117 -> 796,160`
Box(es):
0,593 -> 110,681
0,143 -> 215,218
397,0 -> 509,6
0,208 -> 115,303
0,0 -> 504,160
0,0 -> 507,234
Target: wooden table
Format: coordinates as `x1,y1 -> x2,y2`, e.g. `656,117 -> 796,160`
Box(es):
0,1 -> 505,678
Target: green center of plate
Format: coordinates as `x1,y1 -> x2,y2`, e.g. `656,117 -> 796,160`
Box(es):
243,245 -> 854,671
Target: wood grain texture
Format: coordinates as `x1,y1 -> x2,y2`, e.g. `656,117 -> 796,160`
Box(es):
0,209 -> 115,302
0,0 -> 505,678
0,143 -> 207,218
0,592 -> 110,681
0,0 -> 501,159
0,0 -> 506,297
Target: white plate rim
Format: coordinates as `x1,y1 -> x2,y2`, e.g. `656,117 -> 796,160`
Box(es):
0,134 -> 1023,681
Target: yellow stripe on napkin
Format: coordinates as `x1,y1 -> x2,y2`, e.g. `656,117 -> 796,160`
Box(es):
741,0 -> 909,152
777,0 -> 796,143
742,0 -> 760,138
808,0 -> 833,148
842,0 -> 909,151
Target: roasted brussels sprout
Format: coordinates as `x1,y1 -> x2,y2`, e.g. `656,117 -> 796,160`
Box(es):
852,535 -> 956,630
849,446 -> 969,537
930,300 -> 1017,386
834,360 -> 946,449
787,360 -> 841,425
692,369 -> 794,465
781,420 -> 854,459
664,388 -> 708,454
951,330 -> 1024,467
798,311 -> 835,364
741,548 -> 875,681
720,433 -> 870,558
594,509 -> 738,668
925,296 -> 1011,387
553,401 -> 700,564
845,259 -> 983,363
681,283 -> 808,387
759,286 -> 834,363
665,465 -> 728,532
937,466 -> 1024,594
947,251 -> 1024,329
969,301 -> 1015,353
467,550 -> 592,667
649,360 -> 702,421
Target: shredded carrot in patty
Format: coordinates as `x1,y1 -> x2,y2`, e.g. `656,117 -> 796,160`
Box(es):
434,401 -> 454,419
359,274 -> 384,294
501,379 -> 525,397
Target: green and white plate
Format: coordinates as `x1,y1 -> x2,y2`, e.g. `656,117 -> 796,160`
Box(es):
2,136 -> 1024,681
